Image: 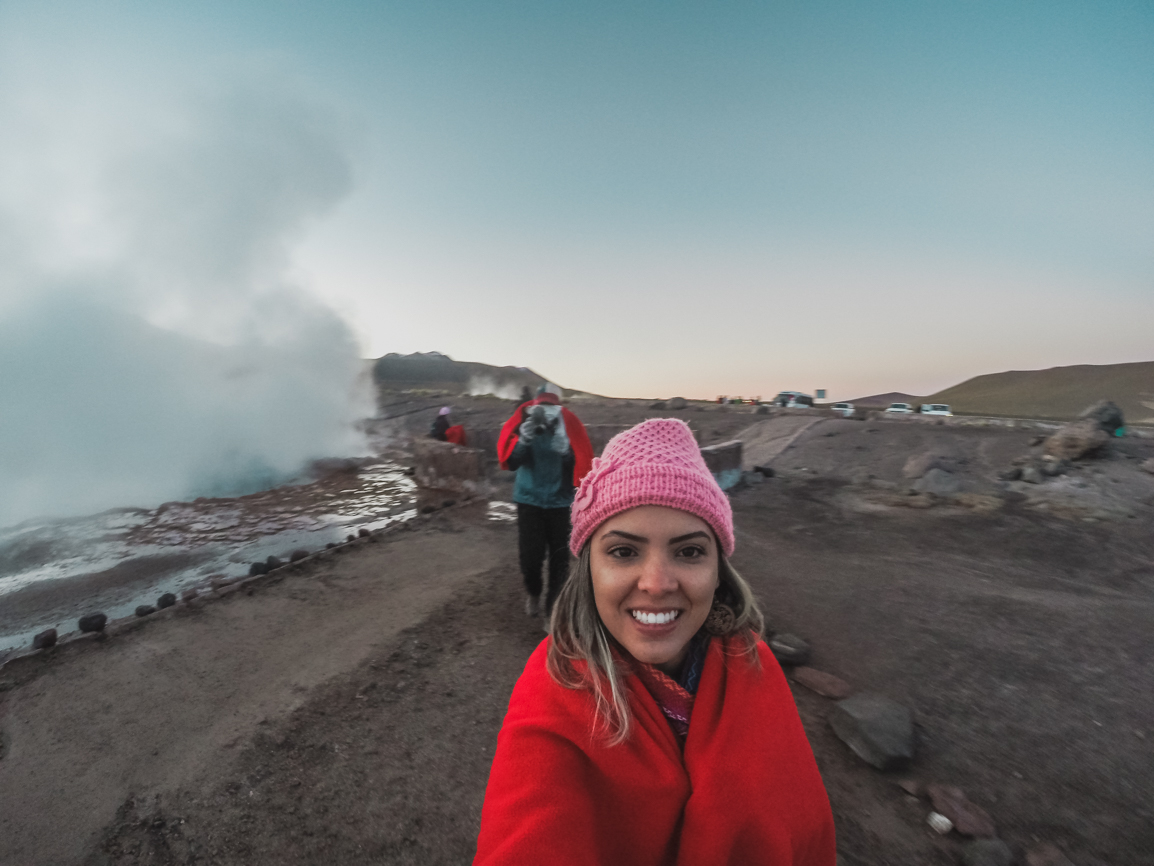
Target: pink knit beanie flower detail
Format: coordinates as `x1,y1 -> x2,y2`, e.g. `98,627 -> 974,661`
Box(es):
569,418 -> 735,557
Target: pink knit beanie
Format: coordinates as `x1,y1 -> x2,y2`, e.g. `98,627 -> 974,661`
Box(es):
569,418 -> 734,557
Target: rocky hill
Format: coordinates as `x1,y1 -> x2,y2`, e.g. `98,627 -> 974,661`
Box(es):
925,361 -> 1154,424
371,352 -> 549,400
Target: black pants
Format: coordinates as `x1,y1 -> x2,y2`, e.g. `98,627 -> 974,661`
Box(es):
517,503 -> 571,615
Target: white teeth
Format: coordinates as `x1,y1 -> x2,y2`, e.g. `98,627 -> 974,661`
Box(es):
631,610 -> 680,625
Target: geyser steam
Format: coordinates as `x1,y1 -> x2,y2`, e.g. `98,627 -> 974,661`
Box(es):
0,75 -> 371,527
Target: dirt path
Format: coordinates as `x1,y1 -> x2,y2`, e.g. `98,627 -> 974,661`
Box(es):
0,511 -> 514,865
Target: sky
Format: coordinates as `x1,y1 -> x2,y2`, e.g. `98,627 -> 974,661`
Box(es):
2,0 -> 1152,402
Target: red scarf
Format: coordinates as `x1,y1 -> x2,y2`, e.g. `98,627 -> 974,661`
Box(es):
474,637 -> 836,866
496,400 -> 594,487
632,663 -> 694,740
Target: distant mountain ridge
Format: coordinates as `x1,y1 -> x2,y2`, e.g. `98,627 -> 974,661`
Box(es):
925,361 -> 1154,424
371,352 -> 548,399
846,392 -> 920,408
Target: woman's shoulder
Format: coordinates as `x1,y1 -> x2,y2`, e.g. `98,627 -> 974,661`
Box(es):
505,639 -> 597,728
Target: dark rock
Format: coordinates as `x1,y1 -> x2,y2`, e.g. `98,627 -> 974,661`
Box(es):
961,839 -> 1013,866
667,397 -> 688,410
33,628 -> 57,649
1020,465 -> 1044,484
157,593 -> 176,609
346,534 -> 357,542
290,549 -> 309,562
649,401 -> 667,409
1043,419 -> 1110,460
768,633 -> 811,665
135,605 -> 157,618
1078,399 -> 1124,434
792,666 -> 852,699
1025,843 -> 1075,866
925,783 -> 996,837
357,528 -> 371,538
420,506 -> 436,514
265,555 -> 283,569
754,465 -> 775,477
325,542 -> 336,549
78,613 -> 107,633
998,467 -> 1022,481
829,693 -> 915,770
913,467 -> 961,496
249,562 -> 269,576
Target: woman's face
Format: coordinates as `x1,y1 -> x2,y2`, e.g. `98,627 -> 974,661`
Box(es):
590,505 -> 720,676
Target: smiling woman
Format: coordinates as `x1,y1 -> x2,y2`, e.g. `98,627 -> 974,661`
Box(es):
474,419 -> 836,866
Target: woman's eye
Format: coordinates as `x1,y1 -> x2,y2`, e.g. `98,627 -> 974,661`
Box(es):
607,546 -> 636,559
677,545 -> 707,559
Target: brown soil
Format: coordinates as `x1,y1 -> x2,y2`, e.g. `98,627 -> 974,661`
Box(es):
2,400 -> 1153,865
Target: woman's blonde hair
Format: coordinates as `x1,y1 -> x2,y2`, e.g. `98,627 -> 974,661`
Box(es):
546,541 -> 765,745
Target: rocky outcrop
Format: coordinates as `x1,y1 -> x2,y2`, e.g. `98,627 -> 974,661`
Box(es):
1043,419 -> 1110,460
32,628 -> 57,649
1078,399 -> 1124,434
829,693 -> 915,770
78,613 -> 107,633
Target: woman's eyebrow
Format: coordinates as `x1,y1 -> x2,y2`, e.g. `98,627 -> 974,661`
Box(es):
603,530 -> 646,542
669,531 -> 711,544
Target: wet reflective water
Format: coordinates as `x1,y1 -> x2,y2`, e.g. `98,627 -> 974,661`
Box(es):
0,461 -> 418,652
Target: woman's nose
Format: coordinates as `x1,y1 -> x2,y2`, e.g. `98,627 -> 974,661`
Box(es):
636,553 -> 678,594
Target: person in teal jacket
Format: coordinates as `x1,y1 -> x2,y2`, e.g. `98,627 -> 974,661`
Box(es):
505,387 -> 579,621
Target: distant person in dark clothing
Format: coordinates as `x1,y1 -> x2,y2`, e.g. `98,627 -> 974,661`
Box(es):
519,385 -> 533,404
430,406 -> 452,441
497,385 -> 592,622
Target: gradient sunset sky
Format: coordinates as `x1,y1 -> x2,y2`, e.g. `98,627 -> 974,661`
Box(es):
2,1 -> 1151,400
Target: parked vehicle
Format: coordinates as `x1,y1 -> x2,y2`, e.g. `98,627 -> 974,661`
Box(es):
920,403 -> 953,416
831,402 -> 855,417
884,402 -> 915,414
773,391 -> 814,408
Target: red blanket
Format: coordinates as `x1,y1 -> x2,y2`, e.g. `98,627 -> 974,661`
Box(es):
496,401 -> 593,487
474,637 -> 836,866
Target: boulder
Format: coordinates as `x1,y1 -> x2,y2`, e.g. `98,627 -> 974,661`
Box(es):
157,593 -> 176,609
913,468 -> 961,496
667,397 -> 688,410
902,452 -> 945,479
1078,399 -> 1124,434
134,605 -> 157,618
829,693 -> 915,770
961,839 -> 1013,866
925,783 -> 996,837
78,613 -> 107,633
357,528 -> 371,538
248,561 -> 269,576
768,633 -> 811,666
792,667 -> 852,699
649,401 -> 667,410
1025,843 -> 1075,866
265,555 -> 283,569
1020,465 -> 1044,484
32,628 -> 57,649
1043,419 -> 1110,460
289,549 -> 309,562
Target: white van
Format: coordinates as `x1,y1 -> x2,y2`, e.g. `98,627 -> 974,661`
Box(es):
920,404 -> 953,416
831,402 -> 855,417
884,402 -> 915,414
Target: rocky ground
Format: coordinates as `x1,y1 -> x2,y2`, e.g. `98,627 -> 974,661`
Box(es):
2,396 -> 1152,865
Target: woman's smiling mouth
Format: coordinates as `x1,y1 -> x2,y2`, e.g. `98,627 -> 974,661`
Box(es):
630,609 -> 682,626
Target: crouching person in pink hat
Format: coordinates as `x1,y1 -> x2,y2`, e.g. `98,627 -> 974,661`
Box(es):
474,419 -> 836,866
